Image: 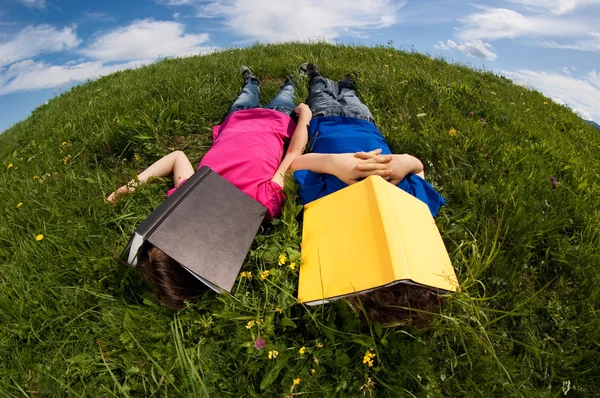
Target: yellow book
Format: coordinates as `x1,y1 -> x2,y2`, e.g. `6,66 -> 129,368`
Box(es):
298,175 -> 459,305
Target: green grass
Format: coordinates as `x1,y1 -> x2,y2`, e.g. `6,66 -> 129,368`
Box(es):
1,42 -> 599,397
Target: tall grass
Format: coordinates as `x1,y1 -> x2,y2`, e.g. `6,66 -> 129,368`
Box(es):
1,43 -> 599,396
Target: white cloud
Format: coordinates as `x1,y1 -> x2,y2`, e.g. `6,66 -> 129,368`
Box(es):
0,20 -> 214,95
0,59 -> 155,95
506,69 -> 600,121
505,0 -> 600,15
587,69 -> 600,88
435,39 -> 497,60
562,66 -> 571,75
81,20 -> 211,62
0,25 -> 80,68
458,8 -> 589,41
19,0 -> 45,8
573,107 -> 592,120
540,32 -> 600,51
192,0 -> 405,42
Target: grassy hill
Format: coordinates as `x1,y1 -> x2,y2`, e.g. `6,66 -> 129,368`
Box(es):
1,43 -> 599,396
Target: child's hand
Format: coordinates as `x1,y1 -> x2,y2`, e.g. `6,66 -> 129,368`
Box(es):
327,153 -> 391,185
106,184 -> 135,205
295,103 -> 312,119
356,153 -> 423,185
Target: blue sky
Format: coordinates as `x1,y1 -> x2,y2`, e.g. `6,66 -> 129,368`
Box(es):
1,0 -> 600,133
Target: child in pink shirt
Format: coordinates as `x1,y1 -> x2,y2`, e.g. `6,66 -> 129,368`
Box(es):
107,67 -> 312,308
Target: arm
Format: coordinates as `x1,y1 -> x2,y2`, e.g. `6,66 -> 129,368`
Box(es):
291,151 -> 392,186
356,152 -> 424,185
107,150 -> 194,204
270,103 -> 312,187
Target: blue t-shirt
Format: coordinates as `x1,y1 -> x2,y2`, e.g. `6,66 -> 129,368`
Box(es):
293,116 -> 446,216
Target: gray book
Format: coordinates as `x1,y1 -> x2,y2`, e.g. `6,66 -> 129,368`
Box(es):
121,166 -> 267,293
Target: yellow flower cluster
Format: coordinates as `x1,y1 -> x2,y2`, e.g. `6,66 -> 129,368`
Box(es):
289,262 -> 296,270
293,378 -> 301,386
274,307 -> 283,314
33,175 -> 39,180
311,369 -> 316,374
246,320 -> 256,329
7,163 -> 13,169
544,101 -> 549,105
16,203 -> 23,209
240,271 -> 253,280
260,270 -> 270,280
268,350 -> 279,359
449,127 -> 457,137
363,349 -> 376,367
36,234 -> 44,242
278,253 -> 287,265
298,347 -> 306,355
63,154 -> 72,164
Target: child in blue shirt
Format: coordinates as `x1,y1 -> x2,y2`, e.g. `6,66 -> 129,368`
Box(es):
291,65 -> 447,326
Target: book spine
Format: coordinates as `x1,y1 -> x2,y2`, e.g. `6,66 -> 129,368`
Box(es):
134,166 -> 212,238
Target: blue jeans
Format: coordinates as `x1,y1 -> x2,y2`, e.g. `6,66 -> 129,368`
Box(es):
227,80 -> 296,117
307,77 -> 375,124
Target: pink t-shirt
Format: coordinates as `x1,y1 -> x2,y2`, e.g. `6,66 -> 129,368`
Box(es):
167,109 -> 296,220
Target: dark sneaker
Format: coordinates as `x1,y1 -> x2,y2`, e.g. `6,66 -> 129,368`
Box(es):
283,75 -> 295,87
299,63 -> 321,81
239,65 -> 259,83
338,73 -> 357,90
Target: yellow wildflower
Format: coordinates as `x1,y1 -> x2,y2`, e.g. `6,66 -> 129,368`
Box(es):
298,347 -> 306,355
240,271 -> 253,280
544,101 -> 549,105
363,349 -> 376,367
7,163 -> 13,169
246,320 -> 256,329
278,254 -> 287,265
260,270 -> 270,280
268,350 -> 279,359
289,262 -> 296,270
449,128 -> 457,136
16,202 -> 23,208
61,141 -> 67,146
134,153 -> 141,161
293,378 -> 301,386
36,234 -> 44,241
33,175 -> 39,179
275,307 -> 283,314
311,369 -> 316,374
63,154 -> 72,164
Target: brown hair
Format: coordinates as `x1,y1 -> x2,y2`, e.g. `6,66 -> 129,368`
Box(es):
346,283 -> 442,327
136,243 -> 207,309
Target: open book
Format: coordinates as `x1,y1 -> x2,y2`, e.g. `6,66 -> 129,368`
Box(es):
121,166 -> 266,293
298,175 -> 458,305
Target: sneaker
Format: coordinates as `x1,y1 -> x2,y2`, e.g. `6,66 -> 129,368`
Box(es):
299,63 -> 321,81
338,73 -> 357,90
239,65 -> 258,83
283,75 -> 295,87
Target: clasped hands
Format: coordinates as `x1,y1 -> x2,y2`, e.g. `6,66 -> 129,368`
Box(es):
331,149 -> 424,186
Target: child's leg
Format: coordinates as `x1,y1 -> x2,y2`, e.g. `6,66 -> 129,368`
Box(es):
306,77 -> 342,118
264,81 -> 296,117
338,86 -> 375,124
226,75 -> 261,116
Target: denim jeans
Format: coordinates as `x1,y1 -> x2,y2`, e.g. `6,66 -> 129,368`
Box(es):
307,77 -> 375,124
227,80 -> 296,117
